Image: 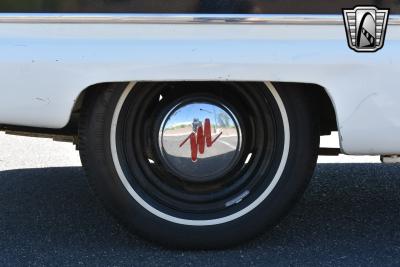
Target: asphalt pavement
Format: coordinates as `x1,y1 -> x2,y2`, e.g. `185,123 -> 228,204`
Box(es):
0,133 -> 399,266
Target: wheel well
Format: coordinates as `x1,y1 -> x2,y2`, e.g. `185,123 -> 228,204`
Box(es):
73,82 -> 338,136
272,82 -> 338,135
0,81 -> 337,139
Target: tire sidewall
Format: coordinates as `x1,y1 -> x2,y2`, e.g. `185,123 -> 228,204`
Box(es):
80,82 -> 318,248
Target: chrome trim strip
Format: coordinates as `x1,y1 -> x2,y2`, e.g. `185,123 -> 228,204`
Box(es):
0,13 -> 399,25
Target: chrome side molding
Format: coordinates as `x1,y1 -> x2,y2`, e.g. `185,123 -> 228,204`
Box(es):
0,13 -> 399,25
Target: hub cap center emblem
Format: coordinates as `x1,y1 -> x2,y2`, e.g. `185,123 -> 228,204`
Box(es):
159,102 -> 242,181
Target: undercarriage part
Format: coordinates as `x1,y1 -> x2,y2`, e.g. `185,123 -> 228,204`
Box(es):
381,155 -> 400,163
319,147 -> 341,156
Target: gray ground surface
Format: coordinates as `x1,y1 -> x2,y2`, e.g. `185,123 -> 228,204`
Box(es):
0,133 -> 398,266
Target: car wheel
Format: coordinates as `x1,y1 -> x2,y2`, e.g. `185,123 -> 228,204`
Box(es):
79,82 -> 319,248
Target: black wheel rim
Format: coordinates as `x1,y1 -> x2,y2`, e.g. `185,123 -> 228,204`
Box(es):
114,82 -> 286,221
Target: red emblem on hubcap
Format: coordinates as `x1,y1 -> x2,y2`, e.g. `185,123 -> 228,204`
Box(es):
179,118 -> 223,162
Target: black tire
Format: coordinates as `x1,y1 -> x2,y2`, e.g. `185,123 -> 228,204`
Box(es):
79,82 -> 319,249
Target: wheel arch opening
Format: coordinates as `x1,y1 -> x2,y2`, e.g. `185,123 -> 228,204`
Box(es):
71,81 -> 338,138
271,82 -> 338,136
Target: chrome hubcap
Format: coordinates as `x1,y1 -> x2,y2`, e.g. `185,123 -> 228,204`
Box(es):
159,102 -> 242,182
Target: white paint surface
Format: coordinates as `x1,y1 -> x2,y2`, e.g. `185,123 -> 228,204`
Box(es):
0,22 -> 399,154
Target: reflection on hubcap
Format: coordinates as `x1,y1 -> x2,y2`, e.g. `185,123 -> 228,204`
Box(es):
159,102 -> 242,182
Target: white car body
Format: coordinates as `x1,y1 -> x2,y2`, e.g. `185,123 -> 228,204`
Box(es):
0,14 -> 399,154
